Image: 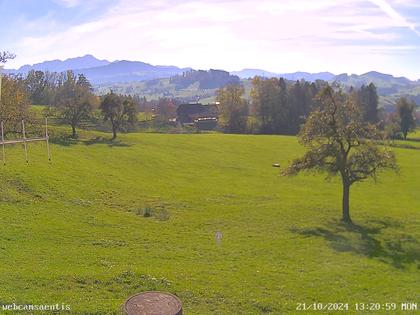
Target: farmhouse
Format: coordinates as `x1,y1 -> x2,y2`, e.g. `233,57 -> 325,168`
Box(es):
176,103 -> 219,130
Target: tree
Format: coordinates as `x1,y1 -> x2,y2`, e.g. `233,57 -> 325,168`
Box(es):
356,83 -> 379,123
100,91 -> 137,139
25,70 -> 48,105
396,97 -> 416,140
283,86 -> 397,223
251,77 -> 321,135
155,98 -> 176,123
288,80 -> 319,134
0,51 -> 16,104
251,77 -> 288,134
217,84 -> 249,133
0,51 -> 15,63
54,71 -> 97,138
76,74 -> 93,91
0,75 -> 32,135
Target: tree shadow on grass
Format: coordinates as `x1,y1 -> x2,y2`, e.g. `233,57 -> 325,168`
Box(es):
389,143 -> 420,150
406,137 -> 420,143
83,136 -> 132,147
291,218 -> 420,269
49,135 -> 79,147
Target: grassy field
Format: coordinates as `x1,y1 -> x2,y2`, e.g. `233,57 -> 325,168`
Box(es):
0,128 -> 419,314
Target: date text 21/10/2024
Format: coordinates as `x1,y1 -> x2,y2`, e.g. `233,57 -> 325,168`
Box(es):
296,302 -> 418,312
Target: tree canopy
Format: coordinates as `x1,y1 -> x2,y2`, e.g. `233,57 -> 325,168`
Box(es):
100,91 -> 137,139
354,83 -> 379,123
216,84 -> 249,133
251,77 -> 324,135
54,71 -> 97,137
396,97 -> 417,140
0,75 -> 32,136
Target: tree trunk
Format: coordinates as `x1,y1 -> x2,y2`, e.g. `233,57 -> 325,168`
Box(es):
342,179 -> 351,223
71,125 -> 77,138
112,125 -> 117,140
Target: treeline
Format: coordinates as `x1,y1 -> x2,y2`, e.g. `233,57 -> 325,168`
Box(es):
1,65 -> 417,140
250,77 -> 326,134
170,69 -> 240,89
217,78 -> 417,137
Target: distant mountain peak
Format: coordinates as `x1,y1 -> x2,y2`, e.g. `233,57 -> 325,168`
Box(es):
12,54 -> 111,73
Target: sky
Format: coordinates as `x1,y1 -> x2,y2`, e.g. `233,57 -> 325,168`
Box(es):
1,0 -> 420,79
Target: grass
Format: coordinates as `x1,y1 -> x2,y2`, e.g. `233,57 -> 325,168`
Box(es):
409,128 -> 420,139
0,128 -> 419,314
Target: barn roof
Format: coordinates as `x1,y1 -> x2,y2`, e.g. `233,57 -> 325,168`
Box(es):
177,103 -> 219,117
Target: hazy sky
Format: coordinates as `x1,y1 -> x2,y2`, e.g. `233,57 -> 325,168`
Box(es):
1,0 -> 420,79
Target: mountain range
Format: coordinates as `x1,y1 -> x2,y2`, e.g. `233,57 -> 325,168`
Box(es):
3,54 -> 416,85
4,55 -> 190,84
15,54 -> 110,73
4,55 -> 420,106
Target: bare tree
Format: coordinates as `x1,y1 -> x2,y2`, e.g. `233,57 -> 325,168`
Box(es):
0,51 -> 16,63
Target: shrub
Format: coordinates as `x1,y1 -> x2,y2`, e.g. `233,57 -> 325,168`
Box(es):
136,205 -> 170,221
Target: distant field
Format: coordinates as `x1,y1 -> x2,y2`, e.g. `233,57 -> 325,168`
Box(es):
391,129 -> 420,149
411,129 -> 420,138
0,128 -> 418,314
94,79 -> 219,102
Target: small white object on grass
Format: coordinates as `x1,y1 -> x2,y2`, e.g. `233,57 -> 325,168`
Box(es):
215,231 -> 222,245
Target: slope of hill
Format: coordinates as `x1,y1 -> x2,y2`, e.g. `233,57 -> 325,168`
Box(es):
94,69 -> 240,102
332,71 -> 420,111
231,69 -> 280,79
334,71 -> 414,95
0,128 -> 418,313
233,69 -> 335,81
282,71 -> 335,81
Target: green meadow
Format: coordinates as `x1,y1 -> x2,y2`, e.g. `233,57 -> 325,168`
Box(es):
0,128 -> 419,314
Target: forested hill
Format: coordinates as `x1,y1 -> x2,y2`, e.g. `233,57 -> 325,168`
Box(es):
94,70 -> 241,104
169,70 -> 240,89
332,71 -> 420,108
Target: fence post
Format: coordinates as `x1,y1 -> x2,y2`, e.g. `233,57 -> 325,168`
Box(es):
22,120 -> 28,164
1,121 -> 5,165
45,117 -> 51,161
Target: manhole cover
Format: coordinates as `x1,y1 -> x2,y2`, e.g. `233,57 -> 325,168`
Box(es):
123,291 -> 182,315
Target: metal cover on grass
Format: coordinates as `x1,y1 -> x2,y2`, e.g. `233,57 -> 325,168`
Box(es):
123,291 -> 182,315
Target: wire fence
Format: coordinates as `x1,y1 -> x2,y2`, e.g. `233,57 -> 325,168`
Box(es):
1,118 -> 51,165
